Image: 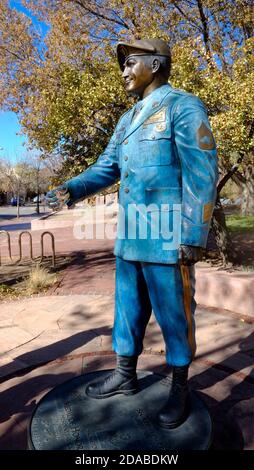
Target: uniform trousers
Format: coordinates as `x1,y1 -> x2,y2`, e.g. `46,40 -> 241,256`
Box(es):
112,256 -> 196,367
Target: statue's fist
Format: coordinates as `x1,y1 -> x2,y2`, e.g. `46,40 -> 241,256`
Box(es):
46,184 -> 70,210
179,245 -> 203,265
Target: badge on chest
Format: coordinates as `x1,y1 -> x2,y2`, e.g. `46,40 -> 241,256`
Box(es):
143,107 -> 167,131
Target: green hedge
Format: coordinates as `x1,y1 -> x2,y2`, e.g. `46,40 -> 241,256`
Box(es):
226,215 -> 254,232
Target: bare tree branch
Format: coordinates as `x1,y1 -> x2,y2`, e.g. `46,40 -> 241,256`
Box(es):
196,0 -> 213,61
217,119 -> 254,194
0,45 -> 23,61
217,155 -> 244,195
72,0 -> 130,30
171,0 -> 203,32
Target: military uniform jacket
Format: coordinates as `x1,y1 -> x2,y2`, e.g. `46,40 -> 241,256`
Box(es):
67,84 -> 218,264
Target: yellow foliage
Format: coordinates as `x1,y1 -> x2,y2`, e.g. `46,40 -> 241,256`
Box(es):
0,0 -> 253,179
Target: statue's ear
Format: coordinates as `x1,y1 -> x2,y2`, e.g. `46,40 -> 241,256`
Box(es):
152,58 -> 160,74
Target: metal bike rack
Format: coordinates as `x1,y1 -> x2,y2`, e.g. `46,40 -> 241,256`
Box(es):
0,230 -> 12,266
16,231 -> 34,264
40,231 -> 56,268
0,230 -> 56,268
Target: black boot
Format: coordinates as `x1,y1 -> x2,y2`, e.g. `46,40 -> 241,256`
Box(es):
86,355 -> 138,399
157,365 -> 189,429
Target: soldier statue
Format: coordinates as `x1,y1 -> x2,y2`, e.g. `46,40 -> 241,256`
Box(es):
46,39 -> 218,429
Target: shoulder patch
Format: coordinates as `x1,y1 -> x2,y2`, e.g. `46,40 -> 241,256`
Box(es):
197,122 -> 216,150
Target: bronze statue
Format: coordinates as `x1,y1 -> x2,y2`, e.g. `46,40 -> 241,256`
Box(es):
47,38 -> 218,428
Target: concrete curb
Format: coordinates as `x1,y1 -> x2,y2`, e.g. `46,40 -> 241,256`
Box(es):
195,265 -> 254,318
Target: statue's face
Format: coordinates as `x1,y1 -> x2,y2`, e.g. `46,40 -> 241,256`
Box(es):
122,54 -> 153,98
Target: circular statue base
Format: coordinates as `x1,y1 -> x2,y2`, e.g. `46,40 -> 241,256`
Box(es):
28,370 -> 212,450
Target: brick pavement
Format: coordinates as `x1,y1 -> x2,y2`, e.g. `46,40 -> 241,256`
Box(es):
0,291 -> 254,450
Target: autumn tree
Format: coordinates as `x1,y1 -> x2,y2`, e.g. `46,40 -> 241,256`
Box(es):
0,152 -> 53,215
0,156 -> 32,217
27,153 -> 54,212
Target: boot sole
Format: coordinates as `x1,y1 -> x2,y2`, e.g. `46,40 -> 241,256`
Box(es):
86,388 -> 138,399
157,405 -> 189,430
158,394 -> 190,429
158,415 -> 186,429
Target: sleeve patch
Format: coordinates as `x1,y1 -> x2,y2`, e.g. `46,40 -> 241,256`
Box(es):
203,202 -> 213,223
197,122 -> 216,150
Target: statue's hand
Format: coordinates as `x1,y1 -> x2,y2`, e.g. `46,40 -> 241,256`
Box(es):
179,245 -> 203,265
46,184 -> 70,211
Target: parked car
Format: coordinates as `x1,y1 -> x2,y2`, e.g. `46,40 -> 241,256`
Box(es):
233,196 -> 243,206
11,196 -> 25,206
220,198 -> 232,206
33,195 -> 45,203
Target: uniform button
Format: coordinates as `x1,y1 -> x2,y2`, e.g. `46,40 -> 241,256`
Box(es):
123,139 -> 128,145
151,135 -> 155,139
124,171 -> 129,178
124,188 -> 129,193
124,156 -> 128,161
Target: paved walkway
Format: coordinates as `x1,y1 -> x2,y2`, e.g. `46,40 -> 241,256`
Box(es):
0,289 -> 254,450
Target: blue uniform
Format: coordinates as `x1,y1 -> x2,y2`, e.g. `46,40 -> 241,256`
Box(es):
65,84 -> 218,365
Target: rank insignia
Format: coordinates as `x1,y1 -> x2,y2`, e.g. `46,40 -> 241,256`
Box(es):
197,122 -> 216,150
116,126 -> 125,140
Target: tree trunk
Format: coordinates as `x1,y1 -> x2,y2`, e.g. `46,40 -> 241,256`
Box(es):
16,193 -> 20,219
241,165 -> 254,215
208,154 -> 246,265
210,202 -> 235,265
36,173 -> 40,214
36,194 -> 40,214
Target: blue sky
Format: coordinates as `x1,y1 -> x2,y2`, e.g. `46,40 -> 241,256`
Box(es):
0,111 -> 28,161
0,1 -> 48,163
